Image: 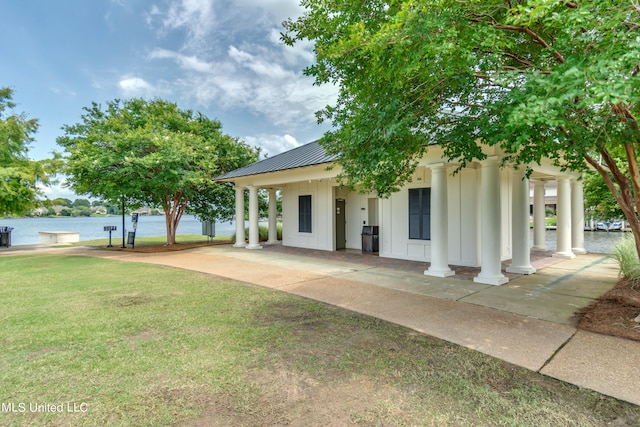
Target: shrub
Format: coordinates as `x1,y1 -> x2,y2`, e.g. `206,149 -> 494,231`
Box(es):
611,234 -> 640,289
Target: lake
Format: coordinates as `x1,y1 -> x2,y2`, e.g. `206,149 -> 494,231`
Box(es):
532,229 -> 627,255
0,215 -> 628,254
0,215 -> 239,246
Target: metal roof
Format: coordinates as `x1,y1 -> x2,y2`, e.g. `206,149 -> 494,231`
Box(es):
215,140 -> 338,181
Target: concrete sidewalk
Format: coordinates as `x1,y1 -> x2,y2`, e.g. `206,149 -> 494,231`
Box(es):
3,243 -> 640,406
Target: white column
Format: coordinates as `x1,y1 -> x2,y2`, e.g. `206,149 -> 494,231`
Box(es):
266,188 -> 279,245
553,177 -> 575,259
246,186 -> 262,250
474,158 -> 508,285
425,164 -> 455,278
571,178 -> 587,254
507,169 -> 536,274
532,180 -> 547,251
233,186 -> 246,248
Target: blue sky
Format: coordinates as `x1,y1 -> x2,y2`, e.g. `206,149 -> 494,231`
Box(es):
0,0 -> 337,198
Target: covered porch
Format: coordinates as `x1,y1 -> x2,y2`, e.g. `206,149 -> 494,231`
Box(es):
216,141 -> 588,286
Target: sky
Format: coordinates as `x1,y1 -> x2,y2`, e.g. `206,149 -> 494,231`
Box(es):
0,0 -> 337,199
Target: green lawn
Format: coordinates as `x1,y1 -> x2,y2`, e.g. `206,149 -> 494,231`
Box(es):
73,233 -> 232,248
0,255 -> 638,426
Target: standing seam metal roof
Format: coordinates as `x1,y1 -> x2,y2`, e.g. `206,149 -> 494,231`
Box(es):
215,140 -> 338,180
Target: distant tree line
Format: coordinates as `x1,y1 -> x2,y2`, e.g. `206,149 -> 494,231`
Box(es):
34,198 -> 161,218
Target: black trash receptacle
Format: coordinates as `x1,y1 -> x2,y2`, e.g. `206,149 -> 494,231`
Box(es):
202,220 -> 215,239
0,226 -> 14,248
361,225 -> 379,253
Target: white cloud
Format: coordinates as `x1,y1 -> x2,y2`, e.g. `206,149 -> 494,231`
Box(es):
140,0 -> 336,134
149,42 -> 337,129
148,48 -> 214,73
48,87 -> 77,97
228,45 -> 292,80
233,0 -> 302,22
118,76 -> 154,97
269,28 -> 315,65
160,0 -> 216,50
39,181 -> 79,201
243,133 -> 301,157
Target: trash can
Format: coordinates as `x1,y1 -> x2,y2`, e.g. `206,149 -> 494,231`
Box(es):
361,225 -> 379,253
202,220 -> 215,239
127,231 -> 136,248
0,226 -> 14,248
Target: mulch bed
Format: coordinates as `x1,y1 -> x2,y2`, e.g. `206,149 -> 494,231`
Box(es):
107,240 -> 233,253
576,278 -> 640,342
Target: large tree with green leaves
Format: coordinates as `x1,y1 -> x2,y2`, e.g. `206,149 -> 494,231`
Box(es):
0,87 -> 58,216
284,0 -> 640,257
57,98 -> 259,245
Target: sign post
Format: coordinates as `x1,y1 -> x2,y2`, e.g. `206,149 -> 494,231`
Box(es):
129,213 -> 139,249
121,197 -> 126,248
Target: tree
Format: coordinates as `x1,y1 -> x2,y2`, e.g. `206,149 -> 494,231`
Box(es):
584,171 -> 624,221
57,98 -> 259,245
52,198 -> 73,207
284,0 -> 640,257
0,87 -> 58,215
72,198 -> 91,208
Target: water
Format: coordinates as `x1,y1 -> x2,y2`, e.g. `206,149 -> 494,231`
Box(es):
532,229 -> 627,255
0,215 -> 238,246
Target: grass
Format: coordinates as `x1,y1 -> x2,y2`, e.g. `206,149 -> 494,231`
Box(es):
1,255 -> 639,426
73,233 -> 233,248
528,217 -> 557,228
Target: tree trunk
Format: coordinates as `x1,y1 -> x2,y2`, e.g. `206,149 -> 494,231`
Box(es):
585,149 -> 640,259
164,206 -> 176,245
163,194 -> 187,245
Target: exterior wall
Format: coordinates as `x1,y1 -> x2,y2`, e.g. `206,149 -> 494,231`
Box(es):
282,183 -> 378,252
281,179 -> 334,251
378,166 -> 482,267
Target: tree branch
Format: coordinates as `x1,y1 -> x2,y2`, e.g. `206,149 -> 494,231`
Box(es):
583,153 -> 628,212
468,14 -> 566,64
624,140 -> 640,216
504,52 -> 535,68
494,25 -> 565,63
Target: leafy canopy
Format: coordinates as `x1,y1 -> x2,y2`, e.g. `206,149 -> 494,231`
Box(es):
284,0 -> 640,255
57,98 -> 259,244
0,87 -> 58,216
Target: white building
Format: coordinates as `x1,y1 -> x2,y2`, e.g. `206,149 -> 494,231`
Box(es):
216,141 -> 586,286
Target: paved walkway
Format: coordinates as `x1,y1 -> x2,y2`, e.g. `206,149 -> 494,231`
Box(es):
2,243 -> 640,406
